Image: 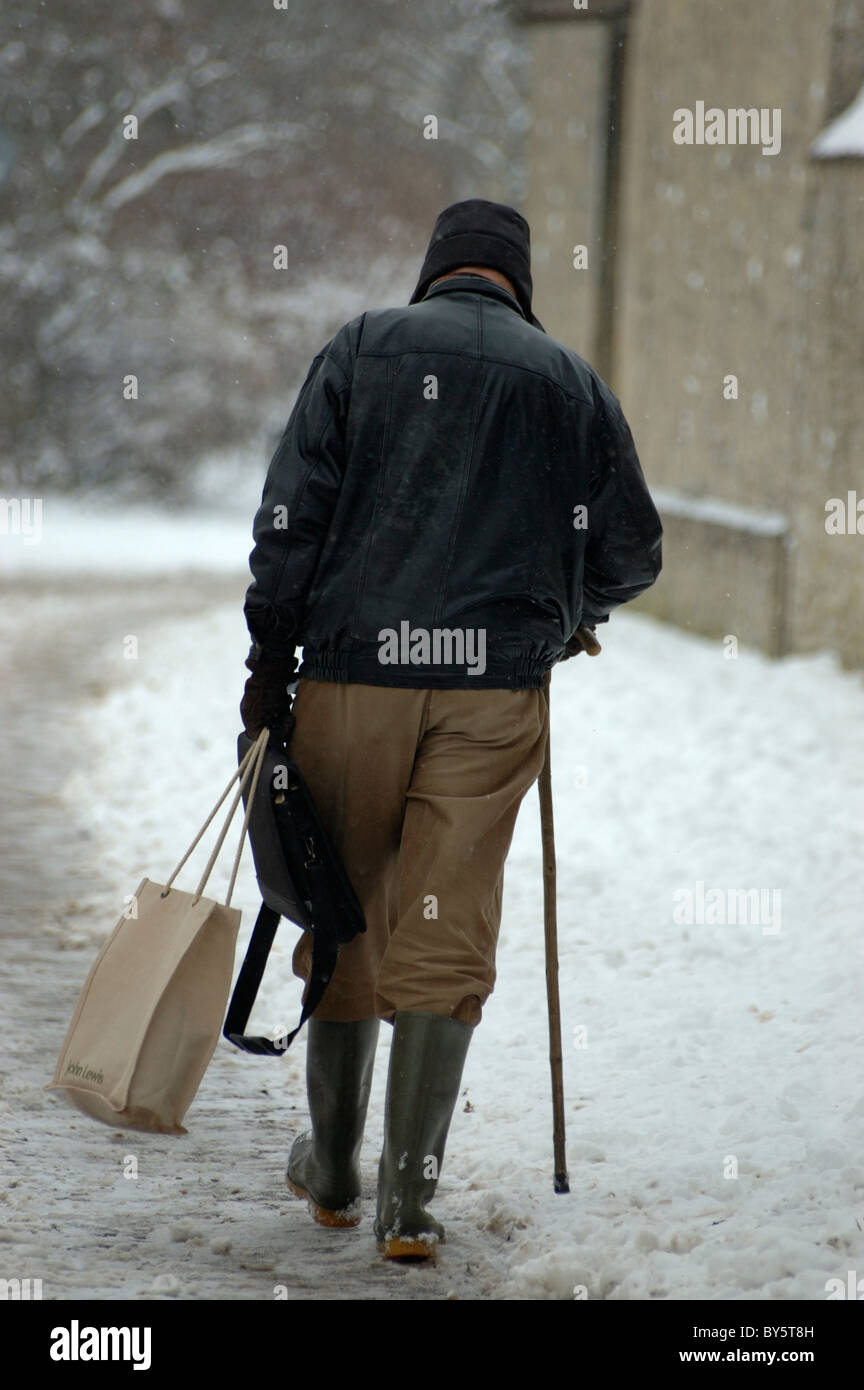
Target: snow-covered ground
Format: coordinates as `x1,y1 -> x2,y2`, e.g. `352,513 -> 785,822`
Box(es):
2,504 -> 863,1301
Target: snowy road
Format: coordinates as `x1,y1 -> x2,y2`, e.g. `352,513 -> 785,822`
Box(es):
2,511 -> 864,1302
0,568 -> 507,1301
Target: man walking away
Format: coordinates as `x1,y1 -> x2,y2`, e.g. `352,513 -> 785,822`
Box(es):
240,199 -> 663,1259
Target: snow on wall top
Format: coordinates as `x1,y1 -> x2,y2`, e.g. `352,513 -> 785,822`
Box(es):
811,82 -> 864,158
651,487 -> 789,537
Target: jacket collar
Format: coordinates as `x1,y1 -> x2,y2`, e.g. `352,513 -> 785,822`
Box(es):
420,273 -> 528,321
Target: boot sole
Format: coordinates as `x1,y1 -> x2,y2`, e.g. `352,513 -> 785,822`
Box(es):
285,1175 -> 362,1228
377,1235 -> 439,1260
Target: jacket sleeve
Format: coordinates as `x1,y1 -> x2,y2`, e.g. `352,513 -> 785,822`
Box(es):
243,321 -> 358,659
580,380 -> 663,626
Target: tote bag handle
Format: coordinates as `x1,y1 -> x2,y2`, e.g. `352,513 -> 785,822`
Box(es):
161,727 -> 270,908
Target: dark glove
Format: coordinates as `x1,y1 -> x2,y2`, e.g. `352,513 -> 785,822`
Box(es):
561,624 -> 602,660
240,646 -> 299,740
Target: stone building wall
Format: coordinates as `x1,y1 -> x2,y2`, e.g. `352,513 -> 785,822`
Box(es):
514,0 -> 864,667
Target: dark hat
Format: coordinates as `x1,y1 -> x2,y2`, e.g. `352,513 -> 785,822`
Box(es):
409,198 -> 543,329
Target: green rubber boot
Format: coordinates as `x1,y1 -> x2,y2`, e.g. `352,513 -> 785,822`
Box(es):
374,1010 -> 473,1260
286,1017 -> 380,1227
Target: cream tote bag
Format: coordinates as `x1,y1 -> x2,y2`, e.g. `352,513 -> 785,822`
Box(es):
47,729 -> 270,1135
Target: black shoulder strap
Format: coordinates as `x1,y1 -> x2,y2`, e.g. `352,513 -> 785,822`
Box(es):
222,879 -> 338,1057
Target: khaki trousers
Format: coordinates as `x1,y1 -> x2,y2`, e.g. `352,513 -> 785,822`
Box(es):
288,679 -> 549,1028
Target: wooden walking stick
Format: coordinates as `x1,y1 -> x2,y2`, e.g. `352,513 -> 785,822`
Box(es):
539,668 -> 569,1194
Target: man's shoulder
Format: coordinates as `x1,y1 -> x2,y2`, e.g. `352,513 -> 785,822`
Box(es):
316,313 -> 367,378
354,300 -> 599,404
505,324 -> 600,405
523,325 -> 623,415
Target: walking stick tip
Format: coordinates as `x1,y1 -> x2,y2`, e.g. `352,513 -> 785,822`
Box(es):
553,1172 -> 570,1194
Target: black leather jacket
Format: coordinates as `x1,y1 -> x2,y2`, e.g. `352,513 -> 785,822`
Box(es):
244,274 -> 663,688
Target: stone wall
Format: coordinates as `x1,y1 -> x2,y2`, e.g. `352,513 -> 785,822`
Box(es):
514,0 -> 864,667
